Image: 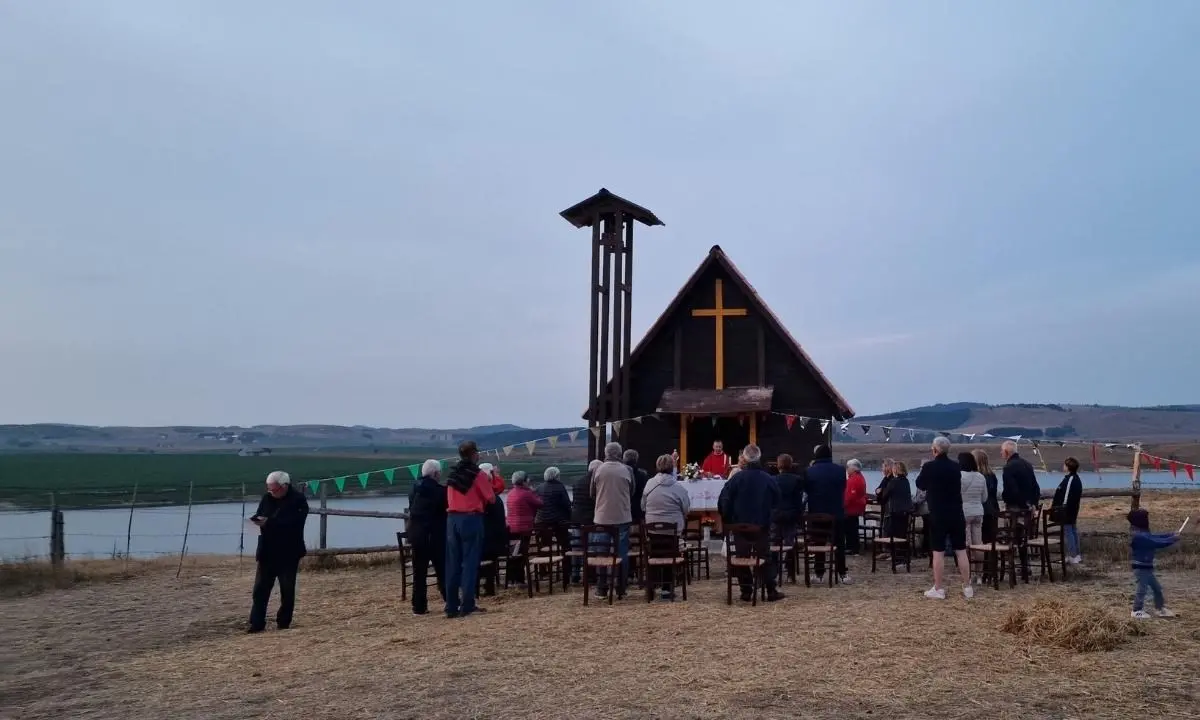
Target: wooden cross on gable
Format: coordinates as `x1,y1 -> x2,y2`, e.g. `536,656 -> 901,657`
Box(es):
690,278 -> 747,390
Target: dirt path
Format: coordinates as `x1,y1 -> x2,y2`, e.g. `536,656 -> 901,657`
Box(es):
2,552 -> 1199,720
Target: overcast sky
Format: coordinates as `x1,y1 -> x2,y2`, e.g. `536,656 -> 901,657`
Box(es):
2,2 -> 1198,428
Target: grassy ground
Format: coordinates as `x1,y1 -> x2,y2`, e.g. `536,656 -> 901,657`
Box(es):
0,453 -> 586,509
2,494 -> 1199,719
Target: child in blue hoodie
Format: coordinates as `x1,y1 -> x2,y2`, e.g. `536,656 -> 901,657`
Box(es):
1128,508 -> 1181,619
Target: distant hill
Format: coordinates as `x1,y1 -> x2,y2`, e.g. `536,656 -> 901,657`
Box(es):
852,403 -> 1200,442
0,423 -> 584,454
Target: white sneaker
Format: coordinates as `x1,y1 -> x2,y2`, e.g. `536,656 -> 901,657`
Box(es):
1154,608 -> 1178,618
814,574 -> 825,584
1069,556 -> 1082,565
839,574 -> 853,585
924,587 -> 946,600
962,584 -> 975,600
1131,610 -> 1152,620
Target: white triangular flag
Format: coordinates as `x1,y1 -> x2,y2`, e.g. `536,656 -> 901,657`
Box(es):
632,416 -> 643,424
503,445 -> 514,456
980,433 -> 994,438
963,433 -> 976,441
820,420 -> 830,434
612,420 -> 623,435
1007,435 -> 1022,442
838,422 -> 849,435
525,440 -> 537,455
568,430 -> 580,443
797,416 -> 808,429
589,426 -> 602,439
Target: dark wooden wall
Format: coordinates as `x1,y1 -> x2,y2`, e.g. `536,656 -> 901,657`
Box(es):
611,261 -> 845,473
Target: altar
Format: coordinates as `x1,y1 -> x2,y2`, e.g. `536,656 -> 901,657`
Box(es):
683,477 -> 726,511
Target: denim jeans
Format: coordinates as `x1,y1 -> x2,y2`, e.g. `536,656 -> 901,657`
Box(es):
444,513 -> 484,615
569,528 -> 582,582
1064,524 -> 1080,557
590,523 -> 630,596
1133,567 -> 1164,611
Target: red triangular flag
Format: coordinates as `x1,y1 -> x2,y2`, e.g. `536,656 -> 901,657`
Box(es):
785,415 -> 796,430
1152,456 -> 1162,471
1141,452 -> 1152,467
1169,460 -> 1178,477
1186,464 -> 1195,481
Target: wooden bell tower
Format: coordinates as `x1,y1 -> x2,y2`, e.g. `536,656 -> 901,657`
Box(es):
560,189 -> 663,459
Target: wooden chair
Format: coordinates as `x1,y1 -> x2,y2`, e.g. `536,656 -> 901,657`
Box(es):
641,522 -> 687,602
564,522 -> 586,585
870,514 -> 912,574
682,518 -> 711,581
860,505 -> 882,551
526,523 -> 568,597
396,530 -> 440,601
627,522 -> 645,589
1029,507 -> 1067,582
724,523 -> 767,606
769,522 -> 801,584
505,532 -> 531,588
801,513 -> 837,588
580,523 -> 622,606
968,511 -> 1023,589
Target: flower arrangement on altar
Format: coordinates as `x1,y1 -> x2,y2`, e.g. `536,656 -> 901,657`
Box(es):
681,462 -> 701,480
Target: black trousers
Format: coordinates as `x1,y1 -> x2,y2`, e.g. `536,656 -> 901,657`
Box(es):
844,515 -> 861,554
249,558 -> 300,630
813,519 -> 848,577
982,514 -> 998,544
409,524 -> 446,613
734,536 -> 776,594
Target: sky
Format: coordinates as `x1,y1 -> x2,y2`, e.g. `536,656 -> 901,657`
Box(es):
1,1 -> 1198,428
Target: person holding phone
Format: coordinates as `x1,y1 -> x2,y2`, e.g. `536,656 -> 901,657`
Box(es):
248,470 -> 309,633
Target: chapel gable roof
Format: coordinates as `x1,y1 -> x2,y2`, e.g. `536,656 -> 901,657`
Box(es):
582,245 -> 855,419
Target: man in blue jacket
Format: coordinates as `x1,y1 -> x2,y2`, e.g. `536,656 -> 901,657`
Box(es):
805,444 -> 849,583
721,444 -> 783,601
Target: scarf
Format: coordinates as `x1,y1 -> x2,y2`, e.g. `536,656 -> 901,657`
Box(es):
447,459 -> 481,495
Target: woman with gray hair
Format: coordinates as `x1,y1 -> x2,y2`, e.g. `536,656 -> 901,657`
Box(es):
641,453 -> 691,600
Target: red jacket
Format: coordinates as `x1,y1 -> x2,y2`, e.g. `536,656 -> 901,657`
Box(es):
701,452 -> 732,478
844,470 -> 868,516
447,470 -> 495,514
490,470 -> 506,495
505,485 -> 542,534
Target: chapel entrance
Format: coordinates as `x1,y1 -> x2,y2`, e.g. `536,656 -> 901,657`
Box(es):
685,415 -> 750,468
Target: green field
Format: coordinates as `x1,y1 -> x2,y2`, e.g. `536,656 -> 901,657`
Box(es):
0,453 -> 588,509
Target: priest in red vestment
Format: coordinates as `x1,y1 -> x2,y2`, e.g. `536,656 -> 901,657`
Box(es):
701,440 -> 733,478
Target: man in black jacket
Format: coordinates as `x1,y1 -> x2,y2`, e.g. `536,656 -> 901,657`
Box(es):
1000,440 -> 1039,581
535,466 -> 573,557
722,444 -> 783,602
804,444 -> 849,583
568,460 -> 600,584
915,437 -> 972,600
624,449 -> 650,525
407,459 -> 448,615
248,471 -> 309,632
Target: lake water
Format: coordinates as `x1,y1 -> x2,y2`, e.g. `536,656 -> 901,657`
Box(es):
1,470 -> 1188,560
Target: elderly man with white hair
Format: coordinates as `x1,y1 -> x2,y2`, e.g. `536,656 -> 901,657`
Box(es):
591,441 -> 636,600
407,459 -> 448,615
915,436 -> 972,600
248,470 -> 310,633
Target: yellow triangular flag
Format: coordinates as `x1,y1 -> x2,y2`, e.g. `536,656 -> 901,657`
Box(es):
525,440 -> 537,455
548,436 -> 559,448
503,445 -> 513,456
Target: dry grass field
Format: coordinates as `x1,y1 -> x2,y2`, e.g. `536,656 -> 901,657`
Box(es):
2,493 -> 1199,720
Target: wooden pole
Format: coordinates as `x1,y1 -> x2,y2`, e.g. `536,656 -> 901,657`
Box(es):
679,414 -> 689,468
238,481 -> 247,572
175,479 -> 194,579
598,214 -> 613,442
49,492 -> 63,569
319,481 -> 329,550
124,482 -> 138,571
587,215 -> 602,460
621,215 -> 634,427
1130,446 -> 1142,511
610,212 -> 624,446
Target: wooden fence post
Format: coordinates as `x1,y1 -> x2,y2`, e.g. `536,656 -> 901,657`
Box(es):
1130,446 -> 1142,511
124,482 -> 138,571
175,479 -> 194,579
49,492 -> 64,568
319,482 -> 328,550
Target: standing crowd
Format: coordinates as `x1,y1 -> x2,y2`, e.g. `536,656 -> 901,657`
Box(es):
240,435 -> 1184,629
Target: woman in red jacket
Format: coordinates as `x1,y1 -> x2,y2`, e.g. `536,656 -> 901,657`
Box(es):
843,458 -> 868,555
504,471 -> 542,586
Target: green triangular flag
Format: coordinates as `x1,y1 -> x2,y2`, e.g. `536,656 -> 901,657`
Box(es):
357,472 -> 370,489
408,464 -> 421,480
334,476 -> 346,492
383,468 -> 395,484
307,479 -> 320,495
440,460 -> 448,472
